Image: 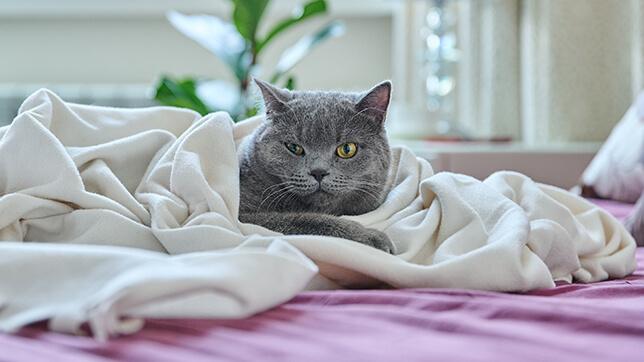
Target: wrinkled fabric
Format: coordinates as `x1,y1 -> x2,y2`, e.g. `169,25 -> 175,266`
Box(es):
0,90 -> 636,339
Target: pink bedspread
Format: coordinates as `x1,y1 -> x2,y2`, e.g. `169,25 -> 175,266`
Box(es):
589,197 -> 635,222
1,200 -> 642,362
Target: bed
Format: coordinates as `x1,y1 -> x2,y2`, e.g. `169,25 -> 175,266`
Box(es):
0,90 -> 642,361
0,200 -> 641,362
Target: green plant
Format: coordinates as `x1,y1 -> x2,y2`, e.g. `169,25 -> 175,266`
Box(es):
153,0 -> 344,121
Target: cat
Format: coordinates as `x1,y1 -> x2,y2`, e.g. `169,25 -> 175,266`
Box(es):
237,79 -> 396,253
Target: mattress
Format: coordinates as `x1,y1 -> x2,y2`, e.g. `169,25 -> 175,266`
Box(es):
1,199 -> 640,362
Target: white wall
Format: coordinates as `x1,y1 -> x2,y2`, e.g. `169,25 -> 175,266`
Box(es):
1,0 -> 640,149
0,0 -> 393,91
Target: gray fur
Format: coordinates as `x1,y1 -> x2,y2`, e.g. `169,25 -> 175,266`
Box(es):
238,79 -> 395,253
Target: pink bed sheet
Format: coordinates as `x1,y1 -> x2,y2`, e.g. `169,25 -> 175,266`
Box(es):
588,197 -> 635,222
1,200 -> 642,362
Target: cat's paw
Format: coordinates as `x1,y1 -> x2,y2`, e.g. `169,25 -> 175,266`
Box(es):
353,228 -> 397,255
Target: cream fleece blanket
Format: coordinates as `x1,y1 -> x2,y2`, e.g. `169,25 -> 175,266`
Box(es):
0,90 -> 636,339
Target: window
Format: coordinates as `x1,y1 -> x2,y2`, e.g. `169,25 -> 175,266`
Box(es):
1,0 -> 642,145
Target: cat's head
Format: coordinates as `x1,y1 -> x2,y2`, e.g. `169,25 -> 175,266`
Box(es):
249,79 -> 392,215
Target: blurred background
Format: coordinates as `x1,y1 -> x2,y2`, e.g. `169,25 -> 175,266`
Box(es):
1,0 -> 643,150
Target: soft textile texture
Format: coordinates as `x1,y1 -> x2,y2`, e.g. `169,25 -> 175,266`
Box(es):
592,197 -> 644,246
581,89 -> 644,202
0,90 -> 319,339
0,90 -> 637,338
589,198 -> 638,222
3,247 -> 643,362
0,240 -> 317,341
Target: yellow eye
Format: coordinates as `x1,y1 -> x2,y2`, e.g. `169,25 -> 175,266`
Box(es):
285,142 -> 304,155
336,143 -> 357,158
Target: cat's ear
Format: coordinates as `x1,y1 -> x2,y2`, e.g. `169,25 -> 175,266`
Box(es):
355,80 -> 392,126
254,78 -> 292,115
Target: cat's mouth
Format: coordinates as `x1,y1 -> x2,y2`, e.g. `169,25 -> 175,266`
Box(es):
314,187 -> 330,194
294,179 -> 337,198
303,183 -> 332,197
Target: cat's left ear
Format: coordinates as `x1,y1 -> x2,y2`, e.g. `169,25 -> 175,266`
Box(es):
355,80 -> 392,126
254,78 -> 292,115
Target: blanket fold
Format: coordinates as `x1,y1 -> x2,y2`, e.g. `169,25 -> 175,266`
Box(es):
0,89 -> 636,338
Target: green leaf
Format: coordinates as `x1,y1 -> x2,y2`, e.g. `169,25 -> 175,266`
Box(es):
270,20 -> 345,84
284,77 -> 296,90
256,0 -> 327,54
166,11 -> 250,82
232,0 -> 269,42
153,76 -> 211,116
245,106 -> 259,119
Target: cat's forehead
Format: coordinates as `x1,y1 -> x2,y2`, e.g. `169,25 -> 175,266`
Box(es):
269,92 -> 354,134
290,91 -> 359,115
263,89 -> 384,146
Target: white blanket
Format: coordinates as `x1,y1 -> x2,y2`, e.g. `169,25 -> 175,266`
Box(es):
0,90 -> 637,339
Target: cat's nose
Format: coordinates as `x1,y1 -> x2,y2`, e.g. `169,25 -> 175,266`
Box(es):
309,169 -> 329,183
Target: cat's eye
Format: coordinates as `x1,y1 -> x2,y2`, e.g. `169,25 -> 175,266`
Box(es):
336,143 -> 357,158
285,142 -> 304,155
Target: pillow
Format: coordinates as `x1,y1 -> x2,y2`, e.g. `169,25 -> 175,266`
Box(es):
624,190 -> 644,246
581,90 -> 644,203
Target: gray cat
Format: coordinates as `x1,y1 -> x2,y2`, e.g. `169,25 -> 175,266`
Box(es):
238,79 -> 395,253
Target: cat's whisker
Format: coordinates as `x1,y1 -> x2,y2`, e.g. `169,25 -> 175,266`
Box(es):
262,191 -> 288,212
349,179 -> 386,188
349,181 -> 386,203
353,186 -> 382,204
265,184 -> 299,208
260,181 -> 294,200
258,183 -> 296,211
280,191 -> 301,210
345,180 -> 384,193
266,186 -> 298,212
239,80 -> 395,252
351,190 -> 373,208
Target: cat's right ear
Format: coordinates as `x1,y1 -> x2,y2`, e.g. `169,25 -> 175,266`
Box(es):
355,80 -> 392,126
253,78 -> 292,115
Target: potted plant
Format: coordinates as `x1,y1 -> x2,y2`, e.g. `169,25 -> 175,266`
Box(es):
153,0 -> 344,121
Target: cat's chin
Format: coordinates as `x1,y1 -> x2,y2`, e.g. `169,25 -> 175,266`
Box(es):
296,183 -> 335,197
301,188 -> 333,200
296,189 -> 341,212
